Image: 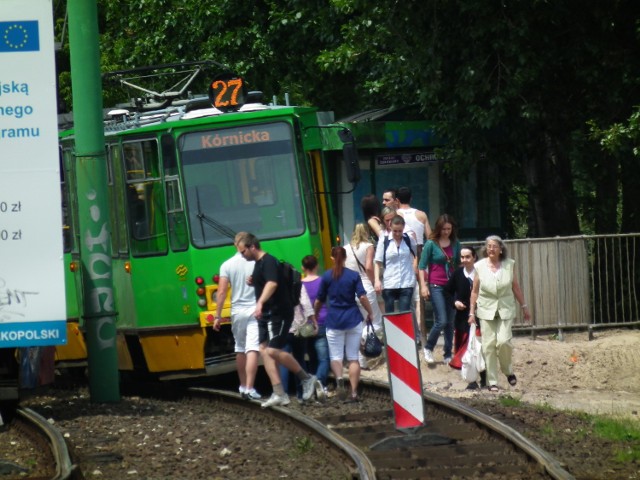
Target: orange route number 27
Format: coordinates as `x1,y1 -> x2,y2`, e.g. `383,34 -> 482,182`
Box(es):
208,73 -> 247,112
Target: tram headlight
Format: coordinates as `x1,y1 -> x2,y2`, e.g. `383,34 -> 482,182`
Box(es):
197,298 -> 207,307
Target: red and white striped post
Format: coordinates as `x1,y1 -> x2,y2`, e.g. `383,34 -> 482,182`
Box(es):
382,311 -> 425,431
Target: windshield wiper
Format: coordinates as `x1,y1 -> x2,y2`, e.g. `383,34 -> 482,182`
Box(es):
192,186 -> 236,241
196,211 -> 237,240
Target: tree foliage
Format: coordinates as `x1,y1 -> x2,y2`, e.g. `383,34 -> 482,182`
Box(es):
55,0 -> 640,236
317,1 -> 640,236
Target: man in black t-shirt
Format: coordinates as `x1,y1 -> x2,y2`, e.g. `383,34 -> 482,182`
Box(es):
237,233 -> 320,408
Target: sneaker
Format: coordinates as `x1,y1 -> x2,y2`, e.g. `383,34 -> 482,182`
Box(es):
424,349 -> 435,364
301,375 -> 318,401
314,380 -> 326,402
443,356 -> 452,365
243,388 -> 262,400
261,393 -> 290,408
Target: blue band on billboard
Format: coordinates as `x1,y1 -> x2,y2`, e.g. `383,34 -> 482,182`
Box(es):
0,21 -> 40,53
0,320 -> 67,347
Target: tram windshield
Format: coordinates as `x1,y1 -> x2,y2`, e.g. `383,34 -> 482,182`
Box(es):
179,122 -> 304,247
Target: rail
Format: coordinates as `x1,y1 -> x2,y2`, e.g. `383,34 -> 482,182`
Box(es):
17,407 -> 75,480
189,387 -> 377,479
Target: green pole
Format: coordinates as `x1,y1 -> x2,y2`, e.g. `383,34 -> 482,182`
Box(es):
67,0 -> 120,402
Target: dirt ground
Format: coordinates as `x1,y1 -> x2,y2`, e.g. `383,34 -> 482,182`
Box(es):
2,328 -> 639,480
363,327 -> 640,420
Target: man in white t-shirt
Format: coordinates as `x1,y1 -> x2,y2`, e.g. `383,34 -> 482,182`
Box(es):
214,232 -> 262,400
396,186 -> 431,255
396,186 -> 432,347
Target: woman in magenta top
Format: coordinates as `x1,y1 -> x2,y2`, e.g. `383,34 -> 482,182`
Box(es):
418,214 -> 461,365
300,255 -> 329,388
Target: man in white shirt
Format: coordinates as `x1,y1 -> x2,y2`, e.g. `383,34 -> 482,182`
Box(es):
396,186 -> 432,347
214,232 -> 262,400
396,186 -> 431,255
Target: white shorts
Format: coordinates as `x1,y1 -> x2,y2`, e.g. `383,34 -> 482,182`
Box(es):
327,323 -> 364,362
231,306 -> 260,353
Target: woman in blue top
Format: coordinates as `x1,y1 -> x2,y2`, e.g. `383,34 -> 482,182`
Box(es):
418,214 -> 461,365
314,246 -> 375,403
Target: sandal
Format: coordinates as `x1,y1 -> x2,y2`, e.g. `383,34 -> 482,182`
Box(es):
488,385 -> 499,392
343,393 -> 360,404
507,374 -> 517,386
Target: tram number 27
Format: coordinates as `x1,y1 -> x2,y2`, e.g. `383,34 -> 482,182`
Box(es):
209,76 -> 246,111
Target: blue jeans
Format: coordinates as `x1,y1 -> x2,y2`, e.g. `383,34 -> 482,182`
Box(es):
280,329 -> 329,395
313,325 -> 330,387
426,284 -> 455,358
382,287 -> 414,313
279,333 -> 308,398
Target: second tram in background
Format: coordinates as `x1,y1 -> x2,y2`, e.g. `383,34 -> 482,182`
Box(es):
55,63 -> 359,380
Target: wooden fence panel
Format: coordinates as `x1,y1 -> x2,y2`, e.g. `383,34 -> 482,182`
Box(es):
464,234 -> 639,332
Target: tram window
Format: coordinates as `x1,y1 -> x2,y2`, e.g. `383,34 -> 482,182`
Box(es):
300,151 -> 319,234
161,134 -> 178,176
123,139 -> 168,256
165,177 -> 182,213
179,122 -> 305,247
107,143 -> 129,256
166,175 -> 188,252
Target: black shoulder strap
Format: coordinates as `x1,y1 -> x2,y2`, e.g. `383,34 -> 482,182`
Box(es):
383,235 -> 390,268
403,233 -> 415,257
350,244 -> 366,273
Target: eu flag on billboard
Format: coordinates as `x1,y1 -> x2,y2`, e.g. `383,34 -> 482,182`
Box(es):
0,21 -> 40,53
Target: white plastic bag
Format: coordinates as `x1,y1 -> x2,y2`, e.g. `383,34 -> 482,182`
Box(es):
461,324 -> 485,382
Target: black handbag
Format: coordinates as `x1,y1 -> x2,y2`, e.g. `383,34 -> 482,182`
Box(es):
362,319 -> 383,358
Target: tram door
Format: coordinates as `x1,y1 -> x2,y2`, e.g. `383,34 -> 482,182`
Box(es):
110,139 -> 178,331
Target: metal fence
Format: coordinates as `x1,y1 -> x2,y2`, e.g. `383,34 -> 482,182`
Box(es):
465,234 -> 640,335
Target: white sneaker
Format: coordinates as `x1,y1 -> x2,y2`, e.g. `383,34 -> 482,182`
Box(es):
243,388 -> 262,400
443,357 -> 452,365
301,375 -> 318,401
261,393 -> 290,408
424,349 -> 435,364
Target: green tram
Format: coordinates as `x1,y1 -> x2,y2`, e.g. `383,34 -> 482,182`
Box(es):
56,72 -> 358,379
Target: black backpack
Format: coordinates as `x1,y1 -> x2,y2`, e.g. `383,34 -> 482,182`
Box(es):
383,233 -> 415,268
278,260 -> 302,306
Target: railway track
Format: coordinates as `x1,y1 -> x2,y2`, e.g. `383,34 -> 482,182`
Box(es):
192,379 -> 575,480
0,407 -> 74,480
2,377 -> 574,479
